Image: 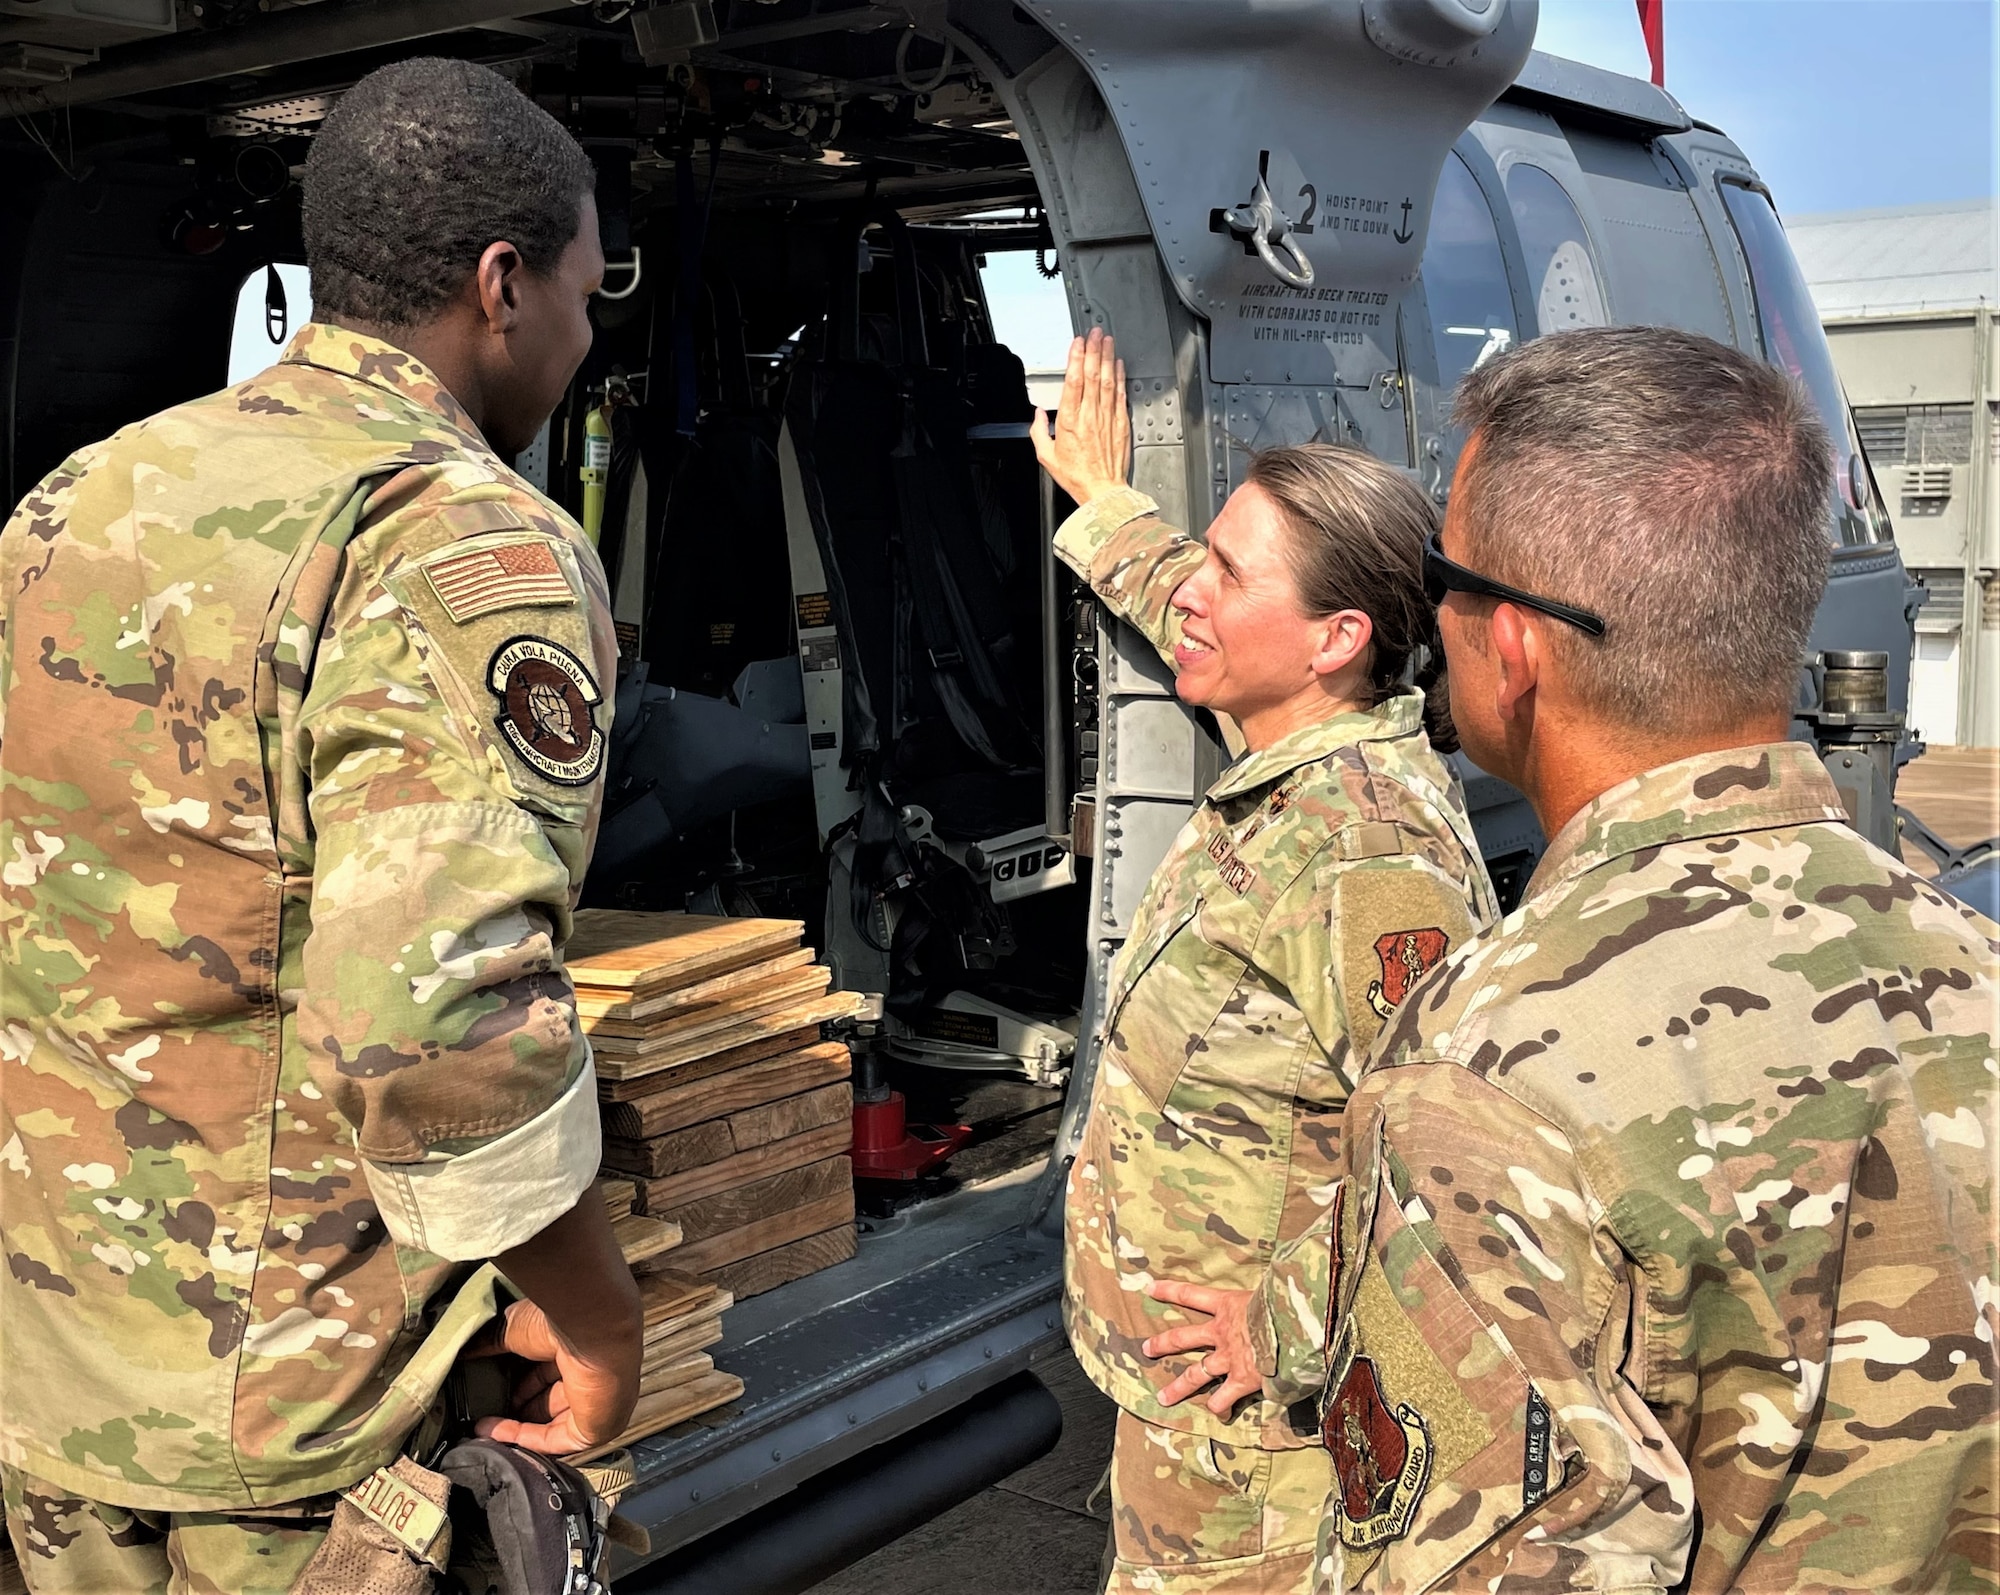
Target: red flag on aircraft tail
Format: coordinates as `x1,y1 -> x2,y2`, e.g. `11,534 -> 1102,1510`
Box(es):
1635,0 -> 1665,86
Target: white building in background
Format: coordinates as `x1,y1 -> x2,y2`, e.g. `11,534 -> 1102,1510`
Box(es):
1790,198 -> 1997,748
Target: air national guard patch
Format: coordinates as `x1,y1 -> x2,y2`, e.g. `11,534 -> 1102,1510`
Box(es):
1327,1352 -> 1433,1550
487,634 -> 604,785
1367,927 -> 1451,1019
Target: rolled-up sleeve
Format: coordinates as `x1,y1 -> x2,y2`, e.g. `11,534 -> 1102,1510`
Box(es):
1053,486 -> 1206,668
1250,1193 -> 1340,1409
363,1055 -> 601,1260
295,512 -> 606,1261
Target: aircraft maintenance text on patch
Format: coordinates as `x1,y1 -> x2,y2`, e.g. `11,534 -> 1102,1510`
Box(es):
487,634 -> 605,786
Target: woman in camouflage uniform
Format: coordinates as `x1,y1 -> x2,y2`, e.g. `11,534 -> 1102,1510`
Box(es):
1034,329 -> 1497,1594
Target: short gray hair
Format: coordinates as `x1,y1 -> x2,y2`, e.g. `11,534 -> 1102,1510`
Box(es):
1452,326 -> 1831,730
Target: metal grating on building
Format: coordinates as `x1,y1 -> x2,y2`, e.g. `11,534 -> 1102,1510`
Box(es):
1855,407 -> 1910,465
1910,405 -> 1974,464
1902,464 -> 1955,513
1853,403 -> 1975,470
1913,566 -> 1966,629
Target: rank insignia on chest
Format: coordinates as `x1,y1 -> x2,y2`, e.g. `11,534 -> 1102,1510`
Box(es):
1205,831 -> 1256,895
1366,927 -> 1450,1019
487,634 -> 604,785
1326,1352 -> 1432,1550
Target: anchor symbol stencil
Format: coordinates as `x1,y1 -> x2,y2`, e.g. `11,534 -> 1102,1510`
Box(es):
1392,198 -> 1414,245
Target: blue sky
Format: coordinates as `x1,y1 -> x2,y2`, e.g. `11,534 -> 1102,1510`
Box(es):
1535,0 -> 1993,215
985,0 -> 1997,369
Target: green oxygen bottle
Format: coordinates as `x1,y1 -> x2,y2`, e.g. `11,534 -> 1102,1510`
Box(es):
580,395 -> 613,548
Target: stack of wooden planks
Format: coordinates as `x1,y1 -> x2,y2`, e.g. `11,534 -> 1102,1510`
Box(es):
573,1175 -> 744,1463
575,910 -> 862,1303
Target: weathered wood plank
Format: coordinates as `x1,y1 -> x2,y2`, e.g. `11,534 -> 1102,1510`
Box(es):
726,1081 -> 850,1153
603,1119 -> 734,1181
641,1315 -> 724,1373
636,1269 -> 718,1329
635,1120 -> 853,1209
671,1191 -> 856,1274
598,1176 -> 637,1221
569,1371 -> 746,1463
600,1042 -> 850,1140
658,1155 -> 852,1245
613,1213 -> 682,1266
703,1225 -> 858,1301
637,1351 -> 715,1396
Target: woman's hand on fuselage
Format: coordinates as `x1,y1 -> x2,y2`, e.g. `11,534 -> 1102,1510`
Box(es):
1032,327 -> 1129,507
1143,1278 -> 1262,1417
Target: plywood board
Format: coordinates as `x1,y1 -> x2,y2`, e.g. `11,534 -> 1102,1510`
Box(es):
671,1190 -> 856,1275
564,910 -> 802,991
642,1315 -> 724,1373
594,991 -> 862,1082
704,1224 -> 858,1301
640,1291 -> 730,1350
635,1119 -> 853,1210
601,1042 -> 850,1141
585,966 -> 830,1049
614,1213 -> 683,1267
659,1155 -> 852,1245
568,1371 -> 746,1464
575,947 -> 815,1020
637,1269 -> 718,1328
598,1025 -> 825,1104
638,1350 -> 715,1397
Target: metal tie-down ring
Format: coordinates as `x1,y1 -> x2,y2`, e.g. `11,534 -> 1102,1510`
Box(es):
1221,173 -> 1314,290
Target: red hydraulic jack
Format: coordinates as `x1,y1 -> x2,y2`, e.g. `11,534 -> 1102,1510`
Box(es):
850,1045 -> 970,1182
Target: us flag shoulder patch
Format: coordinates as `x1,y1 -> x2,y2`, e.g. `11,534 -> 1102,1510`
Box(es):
422,538 -> 574,623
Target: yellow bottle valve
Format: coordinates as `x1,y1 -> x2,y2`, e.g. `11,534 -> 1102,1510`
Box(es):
580,400 -> 613,548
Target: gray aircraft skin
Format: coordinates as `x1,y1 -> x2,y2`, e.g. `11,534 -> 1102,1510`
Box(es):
0,0 -> 1957,1580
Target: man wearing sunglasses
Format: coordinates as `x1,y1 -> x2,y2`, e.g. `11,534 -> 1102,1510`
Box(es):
1142,325 -> 1996,1593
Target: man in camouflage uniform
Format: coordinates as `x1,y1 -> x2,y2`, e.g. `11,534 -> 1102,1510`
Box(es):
1035,331 -> 1497,1592
0,60 -> 642,1590
1161,328 -> 1998,1592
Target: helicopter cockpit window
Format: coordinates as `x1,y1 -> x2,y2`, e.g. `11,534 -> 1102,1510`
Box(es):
227,262 -> 311,385
978,244 -> 1073,410
1421,152 -> 1520,392
1719,180 -> 1888,547
1504,163 -> 1608,335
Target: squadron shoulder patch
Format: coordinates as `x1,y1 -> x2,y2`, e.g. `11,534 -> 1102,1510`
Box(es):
424,538 -> 574,623
1326,1353 -> 1433,1550
486,635 -> 604,786
1366,927 -> 1451,1020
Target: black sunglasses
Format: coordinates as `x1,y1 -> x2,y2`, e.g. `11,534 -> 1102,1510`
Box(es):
1423,532 -> 1607,638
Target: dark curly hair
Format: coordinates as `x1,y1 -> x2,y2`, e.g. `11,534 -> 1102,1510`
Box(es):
301,57 -> 595,328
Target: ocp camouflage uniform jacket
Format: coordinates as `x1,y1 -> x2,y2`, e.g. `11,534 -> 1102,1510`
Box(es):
1054,486 -> 1498,1448
0,325 -> 617,1511
1255,741 -> 1999,1592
